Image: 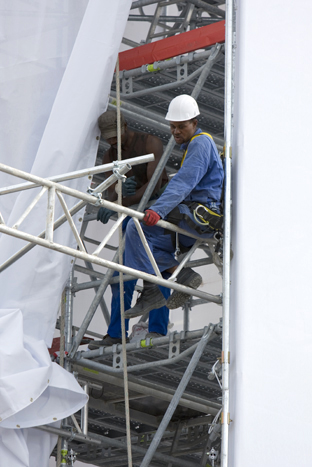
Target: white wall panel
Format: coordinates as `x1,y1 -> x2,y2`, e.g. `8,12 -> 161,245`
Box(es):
230,1 -> 312,466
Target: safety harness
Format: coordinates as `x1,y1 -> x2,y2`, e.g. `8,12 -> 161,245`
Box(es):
162,132 -> 225,256
167,132 -> 224,236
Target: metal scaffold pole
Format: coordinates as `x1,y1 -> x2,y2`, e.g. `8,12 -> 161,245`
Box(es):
222,0 -> 235,466
116,54 -> 133,467
61,268 -> 74,466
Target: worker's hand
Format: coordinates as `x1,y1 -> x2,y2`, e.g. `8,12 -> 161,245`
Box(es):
122,176 -> 137,197
142,209 -> 161,226
97,207 -> 115,224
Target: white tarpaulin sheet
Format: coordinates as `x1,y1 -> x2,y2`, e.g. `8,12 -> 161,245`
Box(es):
0,0 -> 131,465
230,1 -> 312,466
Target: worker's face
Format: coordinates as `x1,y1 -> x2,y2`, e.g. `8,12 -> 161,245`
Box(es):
169,119 -> 197,145
106,136 -> 118,148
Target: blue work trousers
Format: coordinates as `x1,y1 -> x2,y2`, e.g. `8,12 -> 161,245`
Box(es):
124,212 -> 214,275
107,270 -> 170,338
107,216 -> 170,338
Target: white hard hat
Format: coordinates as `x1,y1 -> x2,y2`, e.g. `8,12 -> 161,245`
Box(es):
165,94 -> 200,121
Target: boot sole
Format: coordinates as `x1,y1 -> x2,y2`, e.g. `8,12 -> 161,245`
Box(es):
88,339 -> 129,349
124,296 -> 167,319
166,274 -> 202,310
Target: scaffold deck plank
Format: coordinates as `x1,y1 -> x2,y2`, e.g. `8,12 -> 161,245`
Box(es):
65,328 -> 222,466
119,21 -> 225,71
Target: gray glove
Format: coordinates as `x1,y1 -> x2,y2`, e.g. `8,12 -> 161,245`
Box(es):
122,175 -> 137,197
97,207 -> 115,224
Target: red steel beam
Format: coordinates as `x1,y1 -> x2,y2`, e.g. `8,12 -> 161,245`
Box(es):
119,20 -> 225,71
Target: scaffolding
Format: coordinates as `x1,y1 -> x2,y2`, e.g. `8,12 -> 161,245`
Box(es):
0,1 -> 234,466
0,149 -> 224,467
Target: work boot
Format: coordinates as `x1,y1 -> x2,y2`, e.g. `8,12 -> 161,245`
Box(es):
124,285 -> 166,319
166,267 -> 202,309
88,334 -> 129,350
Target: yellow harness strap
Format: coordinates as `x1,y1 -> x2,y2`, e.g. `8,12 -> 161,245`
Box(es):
180,132 -> 213,167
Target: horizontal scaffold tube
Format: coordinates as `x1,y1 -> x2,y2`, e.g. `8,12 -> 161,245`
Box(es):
118,49 -> 214,79
36,425 -> 203,467
76,340 -> 200,372
0,154 -> 154,195
0,222 -> 222,305
82,327 -> 221,356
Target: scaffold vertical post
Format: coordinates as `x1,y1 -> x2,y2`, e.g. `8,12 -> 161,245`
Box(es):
183,302 -> 190,331
116,54 -> 133,467
81,383 -> 89,435
222,0 -> 235,466
69,247 -> 121,357
60,267 -> 74,466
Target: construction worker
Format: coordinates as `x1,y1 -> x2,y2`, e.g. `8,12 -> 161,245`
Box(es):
89,109 -> 170,348
123,94 -> 224,318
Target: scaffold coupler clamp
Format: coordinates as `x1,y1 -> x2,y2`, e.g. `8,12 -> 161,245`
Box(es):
208,359 -> 222,388
67,426 -> 77,444
86,187 -> 102,206
169,331 -> 180,358
67,448 -> 77,465
215,317 -> 223,335
112,160 -> 127,182
208,447 -> 219,466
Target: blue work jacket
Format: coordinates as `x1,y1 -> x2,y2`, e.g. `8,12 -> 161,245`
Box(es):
150,128 -> 224,219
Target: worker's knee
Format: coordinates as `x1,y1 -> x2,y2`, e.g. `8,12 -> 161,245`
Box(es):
125,217 -> 137,239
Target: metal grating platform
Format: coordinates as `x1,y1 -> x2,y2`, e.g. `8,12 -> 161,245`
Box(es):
53,326 -> 223,466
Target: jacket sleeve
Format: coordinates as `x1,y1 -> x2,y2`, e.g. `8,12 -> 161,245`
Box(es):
150,137 -> 211,218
